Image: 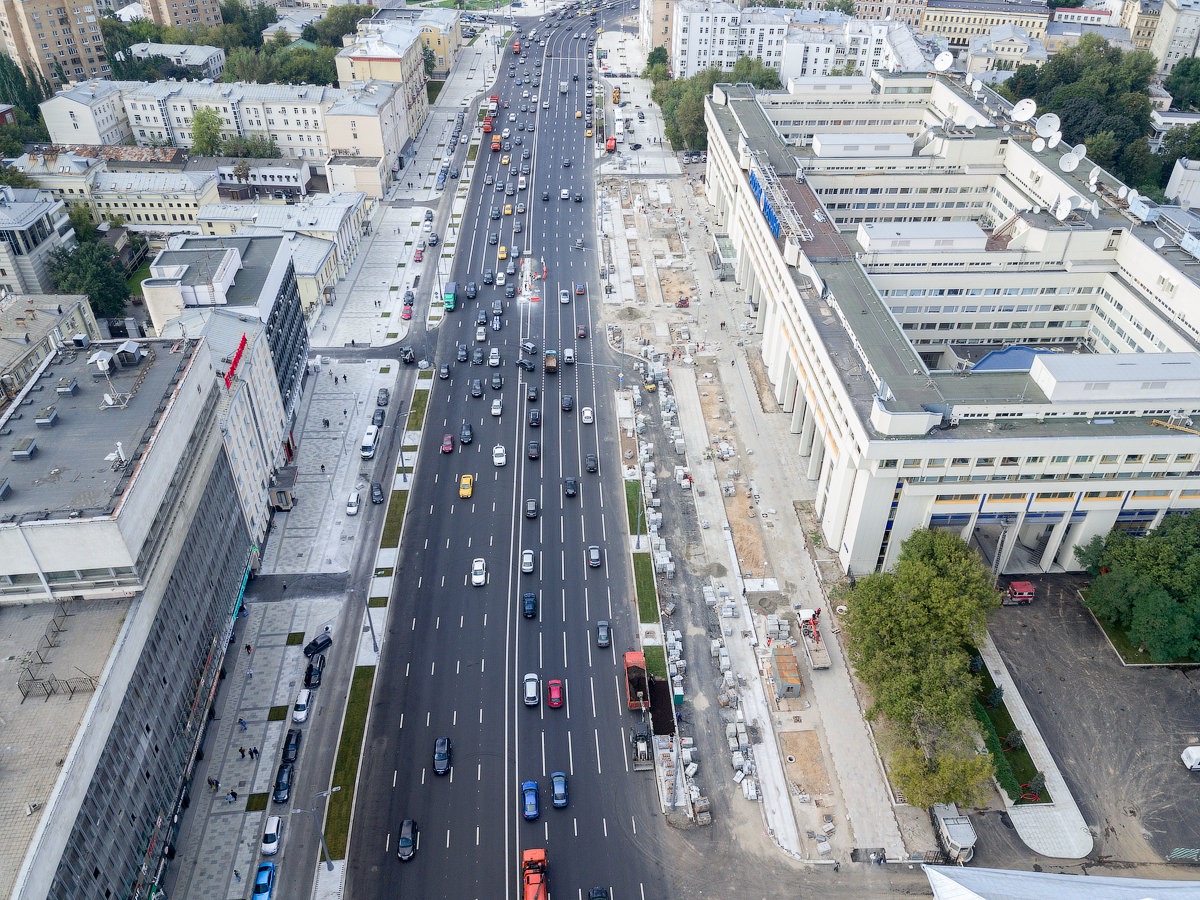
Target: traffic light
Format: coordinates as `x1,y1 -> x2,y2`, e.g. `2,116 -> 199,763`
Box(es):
612,87 -> 620,104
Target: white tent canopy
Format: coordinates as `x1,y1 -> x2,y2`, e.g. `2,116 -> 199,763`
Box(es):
926,865 -> 1200,899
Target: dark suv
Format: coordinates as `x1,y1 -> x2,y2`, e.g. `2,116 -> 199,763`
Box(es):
303,633 -> 332,658
273,762 -> 294,803
522,592 -> 538,618
282,728 -> 302,763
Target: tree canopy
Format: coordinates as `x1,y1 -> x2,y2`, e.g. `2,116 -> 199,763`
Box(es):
301,5 -> 375,47
837,529 -> 1001,807
101,0 -> 277,65
1165,57 -> 1200,112
644,46 -> 667,71
49,243 -> 129,318
650,57 -> 780,150
1075,513 -> 1200,661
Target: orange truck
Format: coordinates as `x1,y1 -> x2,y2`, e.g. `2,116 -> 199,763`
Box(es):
624,651 -> 648,711
491,136 -> 502,152
521,848 -> 548,900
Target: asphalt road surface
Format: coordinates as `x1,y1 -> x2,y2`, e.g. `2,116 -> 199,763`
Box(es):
345,4 -> 672,899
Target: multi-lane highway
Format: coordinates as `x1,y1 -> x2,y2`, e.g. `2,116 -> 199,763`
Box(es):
347,4 -> 672,897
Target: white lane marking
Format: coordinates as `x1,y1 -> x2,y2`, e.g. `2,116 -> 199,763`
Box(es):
456,659 -> 461,675
436,616 -> 441,630
453,709 -> 458,726
392,770 -> 398,788
399,713 -> 404,730
602,817 -> 608,838
589,676 -> 597,718
567,730 -> 575,774
562,630 -> 568,673
541,728 -> 547,777
431,661 -> 436,677
594,729 -> 603,774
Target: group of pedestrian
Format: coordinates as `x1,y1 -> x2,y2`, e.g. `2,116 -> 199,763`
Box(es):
237,746 -> 259,759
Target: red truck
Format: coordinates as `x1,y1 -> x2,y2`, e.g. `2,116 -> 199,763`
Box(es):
1004,581 -> 1035,605
483,116 -> 494,133
521,848 -> 548,900
488,94 -> 499,113
624,651 -> 648,711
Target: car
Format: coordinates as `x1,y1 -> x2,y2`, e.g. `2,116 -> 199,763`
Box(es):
521,340 -> 538,355
440,434 -> 457,456
470,379 -> 483,398
400,306 -> 412,321
273,762 -> 294,803
485,173 -> 494,185
528,408 -> 541,427
517,357 -> 536,372
505,282 -> 517,298
504,203 -> 513,215
459,422 -> 473,445
585,452 -> 598,473
261,815 -> 282,856
550,771 -> 568,808
527,440 -> 540,460
433,737 -> 452,775
521,780 -> 540,820
564,476 -> 578,497
525,498 -> 539,519
574,191 -> 583,202
559,289 -> 570,304
459,474 -> 474,498
400,346 -> 416,364
522,592 -> 538,618
523,672 -> 541,706
371,482 -> 384,504
476,325 -> 488,343
303,632 -> 332,658
253,861 -> 276,899
498,244 -> 508,261
493,443 -> 507,466
397,818 -> 418,861
585,128 -> 593,137
466,281 -> 479,299
596,619 -> 611,646
346,490 -> 361,516
517,201 -> 526,214
428,232 -> 439,246
476,307 -> 489,326
488,231 -> 499,245
523,147 -> 531,158
292,688 -> 313,725
522,549 -> 535,573
490,371 -> 504,389
495,180 -> 505,193
577,324 -> 588,339
491,398 -> 503,416
561,395 -> 574,412
305,653 -> 325,688
582,406 -> 594,424
576,110 -> 583,118
588,545 -> 603,568
490,206 -> 501,220
472,345 -> 486,365
542,189 -> 551,201
281,728 -> 302,763
589,890 -> 610,900
500,153 -> 510,165
560,188 -> 570,200
575,282 -> 585,295
370,408 -> 386,430
547,679 -> 564,708
471,557 -> 487,586
377,387 -> 390,407
457,343 -> 469,363
543,100 -> 550,109
413,248 -> 423,262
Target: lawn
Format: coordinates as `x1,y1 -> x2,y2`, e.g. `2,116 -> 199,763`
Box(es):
126,260 -> 152,298
975,663 -> 1051,804
380,490 -> 408,548
427,81 -> 444,103
325,665 -> 375,858
1083,598 -> 1196,665
625,480 -> 645,535
407,389 -> 430,432
643,645 -> 668,681
632,552 -> 658,624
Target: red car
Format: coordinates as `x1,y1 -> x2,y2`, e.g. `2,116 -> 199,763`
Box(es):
546,679 -> 564,708
414,248 -> 424,262
574,283 -> 585,295
401,307 -> 413,320
576,325 -> 588,339
440,434 -> 454,454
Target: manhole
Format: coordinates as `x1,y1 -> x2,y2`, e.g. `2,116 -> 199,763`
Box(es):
786,755 -> 796,763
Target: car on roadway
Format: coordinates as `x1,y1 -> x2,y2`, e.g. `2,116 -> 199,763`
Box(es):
560,188 -> 570,200
346,490 -> 361,516
400,306 -> 412,320
292,688 -> 312,723
441,434 -> 455,453
586,451 -> 598,472
282,728 -> 302,763
523,592 -> 538,618
589,890 -> 610,900
470,379 -> 483,398
551,771 -> 568,807
303,633 -> 331,658
542,189 -> 551,201
433,737 -> 452,776
459,474 -> 474,498
563,476 -> 578,497
582,406 -> 594,424
272,762 -> 293,804
521,780 -> 540,820
413,248 -> 423,262
371,482 -> 384,504
547,679 -> 564,708
575,282 -> 585,294
517,357 -> 536,372
492,314 -> 502,331
561,395 -> 574,412
304,653 -> 325,688
397,818 -> 417,861
504,203 -> 513,215
459,422 -> 473,445
261,815 -> 282,855
525,498 -> 539,519
493,443 -> 507,466
527,384 -> 539,402
472,346 -> 486,365
527,440 -> 540,460
372,407 -> 386,427
457,343 -> 469,362
522,549 -> 535,573
489,347 -> 501,367
523,672 -> 541,706
559,289 -> 570,304
253,862 -> 276,899
588,545 -> 603,568
471,557 -> 487,586
491,372 -> 503,390
596,619 -> 611,647
491,398 -> 503,416
438,364 -> 451,380
528,408 -> 541,427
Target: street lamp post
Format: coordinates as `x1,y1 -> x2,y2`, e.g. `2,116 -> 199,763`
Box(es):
293,787 -> 341,872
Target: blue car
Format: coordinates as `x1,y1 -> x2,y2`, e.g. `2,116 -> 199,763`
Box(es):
253,862 -> 276,899
551,771 -> 568,808
521,780 -> 540,820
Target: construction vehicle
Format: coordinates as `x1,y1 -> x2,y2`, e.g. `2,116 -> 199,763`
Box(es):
521,848 -> 548,900
544,350 -> 558,374
796,608 -> 831,670
931,803 -> 976,863
624,651 -> 648,711
630,721 -> 653,771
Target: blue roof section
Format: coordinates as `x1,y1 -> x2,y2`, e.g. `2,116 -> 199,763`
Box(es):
971,345 -> 1051,373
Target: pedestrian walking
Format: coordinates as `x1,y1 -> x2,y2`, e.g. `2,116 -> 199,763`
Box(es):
238,718 -> 247,731
320,464 -> 326,473
342,374 -> 348,383
212,779 -> 220,792
234,870 -> 241,882
251,746 -> 259,759
244,643 -> 252,655
231,791 -> 238,801
246,669 -> 254,680
238,747 -> 246,759
226,791 -> 235,803
833,861 -> 840,873
206,777 -> 215,790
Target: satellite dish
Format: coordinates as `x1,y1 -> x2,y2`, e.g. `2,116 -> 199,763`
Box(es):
1117,185 -> 1129,199
1128,189 -> 1140,205
1089,184 -> 1098,193
1035,113 -> 1060,137
1047,132 -> 1062,149
1072,143 -> 1087,158
1003,124 -> 1011,133
1154,236 -> 1167,250
1032,137 -> 1046,152
934,51 -> 954,72
1088,165 -> 1101,185
1054,197 -> 1072,220
1012,98 -> 1037,122
1059,154 -> 1080,173
971,79 -> 983,96
1032,205 -> 1042,214
1091,200 -> 1100,219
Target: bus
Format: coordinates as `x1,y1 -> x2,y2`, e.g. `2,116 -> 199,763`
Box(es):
514,39 -> 521,53
491,136 -> 502,151
614,119 -> 624,143
443,280 -> 457,311
360,426 -> 379,460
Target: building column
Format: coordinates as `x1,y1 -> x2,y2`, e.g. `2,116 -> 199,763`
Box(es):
996,511 -> 1027,574
824,457 -> 858,549
799,403 -> 816,455
1038,514 -> 1073,573
790,389 -> 808,434
814,440 -> 834,517
807,427 -> 825,481
778,364 -> 798,413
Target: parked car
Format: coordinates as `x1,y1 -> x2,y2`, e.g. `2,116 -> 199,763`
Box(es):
253,862 -> 276,899
303,633 -> 332,658
304,653 -> 326,688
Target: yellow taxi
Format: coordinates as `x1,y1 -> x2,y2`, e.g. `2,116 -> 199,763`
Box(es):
498,245 -> 508,260
575,110 -> 582,119
459,474 -> 474,498
585,128 -> 593,137
500,153 -> 511,165
504,204 -> 513,216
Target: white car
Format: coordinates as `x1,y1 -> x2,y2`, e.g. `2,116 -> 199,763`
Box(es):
491,398 -> 503,416
493,443 -> 507,466
559,289 -> 570,304
471,558 -> 487,586
292,688 -> 312,723
261,815 -> 282,855
560,188 -> 570,200
543,100 -> 550,109
489,347 -> 501,367
496,272 -> 506,286
581,406 -> 594,424
346,490 -> 361,516
522,549 -> 535,573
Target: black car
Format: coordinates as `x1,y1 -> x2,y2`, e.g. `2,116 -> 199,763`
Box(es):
574,192 -> 583,202
471,379 -> 483,397
490,373 -> 504,390
528,409 -> 541,427
472,347 -> 486,365
372,408 -> 386,427
438,364 -> 451,380
490,207 -> 501,219
488,232 -> 499,245
476,309 -> 488,326
564,476 -> 578,497
460,422 -> 474,444
585,452 -> 598,473
561,395 -> 574,411
456,343 -> 469,362
466,281 -> 478,299
273,762 -> 294,804
524,498 -> 539,519
304,653 -> 326,688
371,482 -> 384,504
397,818 -> 418,861
428,232 -> 439,246
433,737 -> 452,776
527,384 -> 538,402
505,283 -> 516,298
483,268 -> 495,284
542,190 -> 550,201
516,358 -> 536,372
303,633 -> 332,658
522,591 -> 538,618
282,728 -> 302,763
563,158 -> 571,167
377,387 -> 390,406
528,440 -> 540,459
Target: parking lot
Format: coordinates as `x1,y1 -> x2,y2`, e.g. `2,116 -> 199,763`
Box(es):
989,574 -> 1200,864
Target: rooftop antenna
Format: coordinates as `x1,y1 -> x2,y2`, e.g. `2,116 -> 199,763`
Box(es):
1059,154 -> 1080,173
1011,98 -> 1037,122
1088,165 -> 1101,187
1032,137 -> 1046,153
1054,196 -> 1072,221
934,51 -> 954,72
1117,185 -> 1129,200
1072,143 -> 1087,159
1035,113 -> 1060,138
1154,236 -> 1167,250
1047,132 -> 1062,149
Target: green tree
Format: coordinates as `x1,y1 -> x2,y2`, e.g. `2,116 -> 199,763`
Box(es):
221,134 -> 280,158
1129,590 -> 1200,660
643,61 -> 669,84
730,56 -> 781,89
191,107 -> 223,156
49,243 -> 129,318
423,46 -> 436,77
1166,57 -> 1200,111
0,166 -> 37,188
824,0 -> 855,13
223,46 -> 281,83
302,5 -> 374,47
68,203 -> 98,243
645,46 -> 668,70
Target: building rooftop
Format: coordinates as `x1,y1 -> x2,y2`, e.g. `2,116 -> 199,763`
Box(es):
24,144 -> 188,165
0,339 -> 197,521
49,79 -> 141,106
90,170 -> 215,194
925,0 -> 1049,12
0,187 -> 63,229
198,193 -> 365,232
151,235 -> 284,304
127,41 -> 224,65
184,156 -> 309,173
0,294 -> 88,371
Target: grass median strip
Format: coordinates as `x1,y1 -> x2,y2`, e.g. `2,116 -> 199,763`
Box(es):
625,479 -> 645,535
325,665 -> 375,858
643,645 -> 668,681
407,389 -> 429,431
633,552 -> 658,624
380,491 -> 408,548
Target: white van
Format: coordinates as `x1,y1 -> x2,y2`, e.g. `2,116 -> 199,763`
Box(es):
346,490 -> 361,516
360,425 -> 379,459
518,175 -> 527,191
563,348 -> 575,364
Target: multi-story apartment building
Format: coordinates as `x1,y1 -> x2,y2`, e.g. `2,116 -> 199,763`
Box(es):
0,186 -> 77,294
38,78 -> 132,144
1120,0 -> 1161,52
1149,0 -> 1200,73
670,0 -> 754,77
965,24 -> 1047,73
921,0 -> 1052,49
638,0 -> 674,54
125,41 -> 226,78
139,0 -> 220,29
87,170 -> 220,233
334,21 -> 430,139
703,74 -> 1200,577
1,334 -> 266,897
0,0 -> 108,87
369,6 -> 464,77
853,0 -> 927,28
0,292 -> 100,405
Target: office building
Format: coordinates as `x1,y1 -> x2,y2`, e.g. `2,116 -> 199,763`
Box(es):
0,186 -> 77,295
368,5 -> 464,78
139,0 -> 220,29
0,0 -> 108,86
964,25 -> 1047,74
86,170 -> 220,234
920,0 -> 1051,49
1149,0 -> 1200,73
702,74 -> 1200,577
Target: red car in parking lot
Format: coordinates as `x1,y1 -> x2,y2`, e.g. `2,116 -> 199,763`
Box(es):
414,248 -> 424,262
401,307 -> 413,320
441,434 -> 455,453
547,679 -> 564,708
